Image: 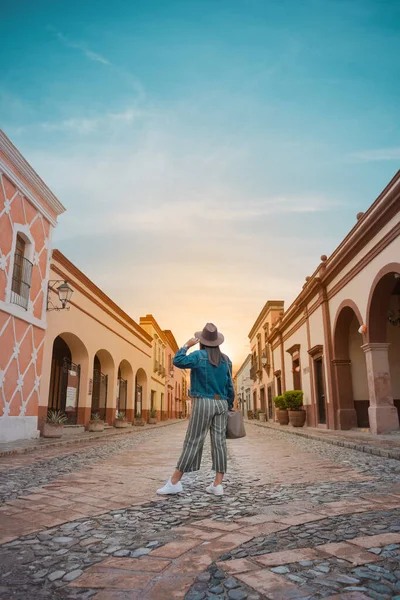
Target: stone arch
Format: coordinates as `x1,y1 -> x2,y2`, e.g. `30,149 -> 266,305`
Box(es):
92,349 -> 115,423
364,263 -> 400,432
47,333 -> 89,424
117,359 -> 134,421
135,368 -> 148,420
332,300 -> 368,429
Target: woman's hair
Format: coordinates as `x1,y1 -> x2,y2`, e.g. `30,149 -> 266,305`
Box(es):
200,343 -> 222,367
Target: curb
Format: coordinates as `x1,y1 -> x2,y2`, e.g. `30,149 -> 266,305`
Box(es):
248,420 -> 400,461
0,420 -> 184,458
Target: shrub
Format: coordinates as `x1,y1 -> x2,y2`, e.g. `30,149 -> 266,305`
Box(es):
46,410 -> 68,424
284,390 -> 304,410
150,407 -> 157,418
90,412 -> 103,421
115,411 -> 126,420
273,395 -> 287,410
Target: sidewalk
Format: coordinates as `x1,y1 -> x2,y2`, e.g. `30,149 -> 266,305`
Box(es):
0,419 -> 183,458
248,419 -> 400,460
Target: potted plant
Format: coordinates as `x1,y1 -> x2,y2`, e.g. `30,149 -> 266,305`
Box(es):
88,412 -> 105,432
148,407 -> 157,424
43,410 -> 67,438
134,410 -> 145,426
284,390 -> 306,427
273,395 -> 289,425
247,410 -> 253,420
115,411 -> 128,428
258,411 -> 266,422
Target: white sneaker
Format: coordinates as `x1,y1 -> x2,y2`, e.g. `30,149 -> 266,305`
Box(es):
206,482 -> 224,496
156,477 -> 183,495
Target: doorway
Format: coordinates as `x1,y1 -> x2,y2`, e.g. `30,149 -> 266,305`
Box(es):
314,358 -> 326,424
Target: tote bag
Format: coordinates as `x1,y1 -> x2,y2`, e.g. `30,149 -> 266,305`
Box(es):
224,356 -> 246,439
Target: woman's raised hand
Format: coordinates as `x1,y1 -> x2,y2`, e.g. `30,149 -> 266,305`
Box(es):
185,337 -> 199,348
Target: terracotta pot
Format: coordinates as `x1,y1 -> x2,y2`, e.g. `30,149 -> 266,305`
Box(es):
276,409 -> 289,425
134,418 -> 145,426
259,412 -> 266,422
42,423 -> 63,438
88,421 -> 105,432
115,420 -> 128,428
288,410 -> 306,427
148,417 -> 157,424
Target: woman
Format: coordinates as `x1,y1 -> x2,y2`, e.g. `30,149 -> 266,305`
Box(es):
157,323 -> 234,497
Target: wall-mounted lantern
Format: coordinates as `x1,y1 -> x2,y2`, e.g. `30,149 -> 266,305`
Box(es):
47,280 -> 74,311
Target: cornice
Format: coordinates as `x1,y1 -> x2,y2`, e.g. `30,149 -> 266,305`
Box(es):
0,130 -> 65,217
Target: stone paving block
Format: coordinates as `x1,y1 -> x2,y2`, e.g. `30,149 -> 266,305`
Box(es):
235,568 -> 310,599
142,574 -> 195,599
323,593 -> 373,600
216,557 -> 260,574
93,591 -> 140,600
150,538 -> 202,558
240,522 -> 289,536
349,532 -> 400,548
255,547 -> 320,567
172,526 -> 223,540
275,512 -> 326,526
317,542 -> 379,565
101,557 -> 171,572
236,513 -> 282,525
164,549 -> 214,574
69,569 -> 153,589
193,518 -> 241,531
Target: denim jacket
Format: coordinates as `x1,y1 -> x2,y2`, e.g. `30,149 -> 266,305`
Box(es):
173,347 -> 235,409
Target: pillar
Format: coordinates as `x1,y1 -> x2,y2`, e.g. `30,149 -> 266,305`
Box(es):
362,342 -> 400,435
332,358 -> 358,429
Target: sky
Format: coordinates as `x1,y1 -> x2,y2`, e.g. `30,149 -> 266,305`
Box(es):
1,0 -> 400,367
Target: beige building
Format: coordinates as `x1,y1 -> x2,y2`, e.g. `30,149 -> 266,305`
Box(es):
40,251 -> 153,427
248,301 -> 284,419
139,315 -> 168,420
264,171 -> 400,435
234,354 -> 252,416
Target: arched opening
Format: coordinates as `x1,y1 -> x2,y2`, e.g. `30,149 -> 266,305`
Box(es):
365,266 -> 400,433
92,349 -> 114,422
48,333 -> 88,424
135,368 -> 148,420
117,359 -> 134,421
333,303 -> 368,429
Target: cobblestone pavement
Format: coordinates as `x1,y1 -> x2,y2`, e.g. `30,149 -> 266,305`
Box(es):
0,422 -> 400,599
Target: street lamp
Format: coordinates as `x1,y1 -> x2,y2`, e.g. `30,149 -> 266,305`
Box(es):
47,280 -> 74,311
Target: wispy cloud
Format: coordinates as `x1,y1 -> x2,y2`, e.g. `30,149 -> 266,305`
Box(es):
48,26 -> 110,65
39,108 -> 150,134
349,147 -> 400,162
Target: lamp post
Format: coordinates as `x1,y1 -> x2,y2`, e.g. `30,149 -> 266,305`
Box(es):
47,280 -> 74,311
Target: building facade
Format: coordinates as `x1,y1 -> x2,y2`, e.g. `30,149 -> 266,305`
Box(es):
0,131 -> 65,442
248,301 -> 284,420
164,329 -> 185,419
266,172 -> 400,435
139,315 -> 169,421
40,251 -> 153,427
235,354 -> 252,416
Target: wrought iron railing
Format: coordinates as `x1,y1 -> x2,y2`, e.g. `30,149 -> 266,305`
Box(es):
11,252 -> 33,310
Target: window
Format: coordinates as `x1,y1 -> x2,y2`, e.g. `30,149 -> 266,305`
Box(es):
11,234 -> 33,310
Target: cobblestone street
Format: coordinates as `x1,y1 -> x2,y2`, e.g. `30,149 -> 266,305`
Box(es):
1,421 -> 400,600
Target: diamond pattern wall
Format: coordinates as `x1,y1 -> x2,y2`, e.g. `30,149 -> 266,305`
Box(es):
0,168 -> 52,421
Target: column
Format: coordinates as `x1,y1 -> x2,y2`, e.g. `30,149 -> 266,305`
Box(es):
332,358 -> 358,429
105,370 -> 118,426
362,342 -> 400,435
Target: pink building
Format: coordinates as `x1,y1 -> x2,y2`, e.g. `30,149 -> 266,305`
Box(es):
0,131 -> 65,442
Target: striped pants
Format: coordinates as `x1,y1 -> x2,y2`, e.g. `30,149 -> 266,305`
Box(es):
177,397 -> 228,474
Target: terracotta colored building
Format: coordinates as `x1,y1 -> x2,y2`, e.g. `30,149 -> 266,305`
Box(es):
0,131 -> 65,442
255,172 -> 400,435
